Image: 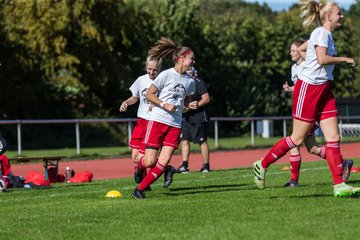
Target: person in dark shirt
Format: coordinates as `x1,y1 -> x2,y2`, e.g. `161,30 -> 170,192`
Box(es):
177,67 -> 211,173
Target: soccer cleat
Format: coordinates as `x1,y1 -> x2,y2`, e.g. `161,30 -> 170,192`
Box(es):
342,159 -> 353,182
283,180 -> 299,187
199,166 -> 211,173
134,164 -> 145,184
163,166 -> 176,188
132,188 -> 145,199
0,179 -> 7,192
333,182 -> 360,197
253,160 -> 266,189
177,165 -> 189,174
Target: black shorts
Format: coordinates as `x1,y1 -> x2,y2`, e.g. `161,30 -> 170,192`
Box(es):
180,121 -> 208,144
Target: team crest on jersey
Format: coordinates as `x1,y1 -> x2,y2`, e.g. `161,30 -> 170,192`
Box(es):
169,83 -> 186,100
293,74 -> 298,82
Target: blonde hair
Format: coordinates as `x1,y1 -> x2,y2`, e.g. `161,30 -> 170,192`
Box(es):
145,55 -> 162,71
300,0 -> 339,27
147,37 -> 192,64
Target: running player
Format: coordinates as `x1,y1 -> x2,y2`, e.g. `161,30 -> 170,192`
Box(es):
282,37 -> 353,187
119,57 -> 162,183
132,37 -> 198,199
253,1 -> 359,197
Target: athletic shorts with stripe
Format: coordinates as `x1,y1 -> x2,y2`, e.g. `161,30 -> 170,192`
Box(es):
129,118 -> 148,149
292,79 -> 337,123
139,120 -> 181,154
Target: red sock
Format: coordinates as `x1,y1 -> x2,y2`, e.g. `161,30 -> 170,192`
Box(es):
325,141 -> 343,185
137,161 -> 165,191
290,154 -> 301,181
137,156 -> 146,171
262,137 -> 296,168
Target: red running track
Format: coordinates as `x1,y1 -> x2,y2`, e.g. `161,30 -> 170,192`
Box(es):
11,142 -> 360,180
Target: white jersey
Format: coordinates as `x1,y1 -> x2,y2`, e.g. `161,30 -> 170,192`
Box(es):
150,68 -> 195,128
299,26 -> 337,85
291,61 -> 305,85
129,74 -> 153,120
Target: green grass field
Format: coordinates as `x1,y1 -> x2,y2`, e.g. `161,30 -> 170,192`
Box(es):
2,159 -> 360,240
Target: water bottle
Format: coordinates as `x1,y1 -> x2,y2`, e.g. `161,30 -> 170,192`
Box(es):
65,166 -> 71,183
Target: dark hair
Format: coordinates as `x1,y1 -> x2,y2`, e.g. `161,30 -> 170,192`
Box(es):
292,35 -> 309,47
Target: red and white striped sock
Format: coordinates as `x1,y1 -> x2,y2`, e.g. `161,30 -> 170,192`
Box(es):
325,141 -> 343,185
262,136 -> 296,169
137,161 -> 165,191
290,154 -> 301,181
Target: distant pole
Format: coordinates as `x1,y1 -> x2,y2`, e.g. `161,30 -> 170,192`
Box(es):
214,120 -> 219,148
76,120 -> 80,155
251,120 -> 254,146
17,121 -> 22,155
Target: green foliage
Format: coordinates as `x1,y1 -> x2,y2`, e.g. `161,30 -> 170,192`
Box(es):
1,0 -> 360,144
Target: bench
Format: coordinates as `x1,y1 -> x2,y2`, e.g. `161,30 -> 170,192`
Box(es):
10,156 -> 64,182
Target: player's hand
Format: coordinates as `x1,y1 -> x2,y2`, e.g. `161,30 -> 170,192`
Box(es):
188,101 -> 198,110
283,82 -> 291,92
346,57 -> 356,67
119,102 -> 127,112
164,103 -> 177,112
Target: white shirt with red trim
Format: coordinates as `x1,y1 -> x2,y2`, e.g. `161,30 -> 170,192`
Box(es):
299,26 -> 337,85
129,74 -> 153,120
150,68 -> 195,128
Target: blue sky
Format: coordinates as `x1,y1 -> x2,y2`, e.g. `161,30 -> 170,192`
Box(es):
243,0 -> 356,12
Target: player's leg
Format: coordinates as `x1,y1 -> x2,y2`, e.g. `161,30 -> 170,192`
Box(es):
284,147 -> 301,187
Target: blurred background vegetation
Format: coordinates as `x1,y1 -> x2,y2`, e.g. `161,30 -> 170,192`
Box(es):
1,0 -> 360,150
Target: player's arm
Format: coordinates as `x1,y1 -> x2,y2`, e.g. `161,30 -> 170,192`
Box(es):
146,84 -> 176,112
198,92 -> 210,107
297,41 -> 307,60
119,96 -> 139,112
315,46 -> 355,66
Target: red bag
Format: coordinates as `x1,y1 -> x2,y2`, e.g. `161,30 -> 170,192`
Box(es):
69,171 -> 93,183
25,170 -> 51,187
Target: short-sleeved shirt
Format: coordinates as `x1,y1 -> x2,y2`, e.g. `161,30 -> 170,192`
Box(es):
299,26 -> 337,85
183,77 -> 209,124
150,68 -> 195,128
291,62 -> 305,85
129,74 -> 153,120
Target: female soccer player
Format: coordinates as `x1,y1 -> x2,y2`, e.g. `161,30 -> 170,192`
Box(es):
282,37 -> 352,187
132,37 -> 198,199
119,57 -> 162,183
253,1 -> 359,197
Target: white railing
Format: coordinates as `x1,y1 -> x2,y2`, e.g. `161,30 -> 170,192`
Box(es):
1,116 -> 359,155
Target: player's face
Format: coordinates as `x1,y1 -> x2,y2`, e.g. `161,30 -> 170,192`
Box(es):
146,60 -> 160,80
182,52 -> 195,71
328,5 -> 343,30
290,44 -> 300,62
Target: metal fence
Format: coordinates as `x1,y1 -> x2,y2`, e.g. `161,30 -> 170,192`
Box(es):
1,116 -> 359,155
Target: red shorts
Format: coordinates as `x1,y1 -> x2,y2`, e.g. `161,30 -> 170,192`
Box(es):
292,80 -> 337,123
139,120 -> 181,153
129,118 -> 148,149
